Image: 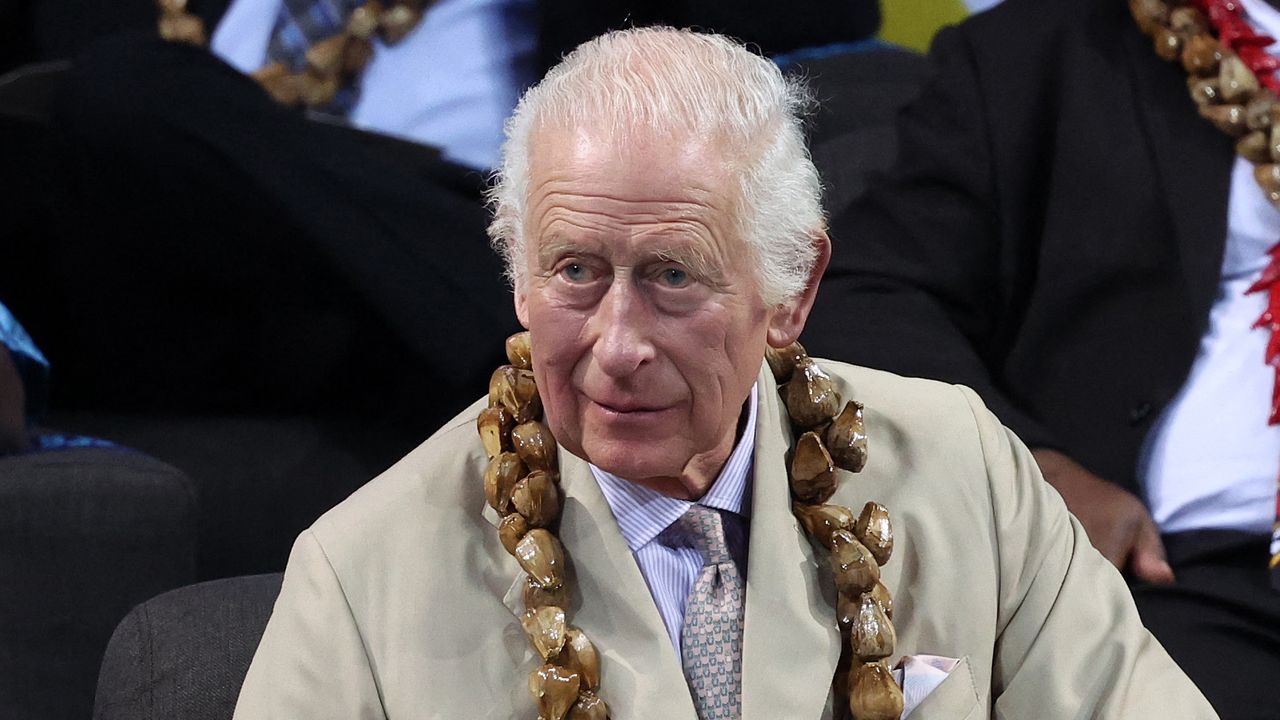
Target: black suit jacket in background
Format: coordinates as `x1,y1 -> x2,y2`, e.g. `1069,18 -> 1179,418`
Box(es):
803,0 -> 1235,497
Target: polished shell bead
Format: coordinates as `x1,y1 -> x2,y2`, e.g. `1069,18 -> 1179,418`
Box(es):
158,11 -> 206,45
825,400 -> 869,473
484,451 -> 524,514
1187,76 -> 1219,106
506,331 -> 534,370
304,33 -> 348,76
869,580 -> 894,620
794,503 -> 857,549
524,574 -> 572,610
512,470 -> 561,528
1154,29 -> 1183,62
516,528 -> 568,590
512,421 -> 557,472
489,366 -> 541,422
765,340 -> 807,382
1199,103 -> 1248,136
1128,0 -> 1168,34
498,513 -> 529,556
528,663 -> 581,720
347,0 -> 382,38
783,358 -> 841,428
568,691 -> 609,720
521,605 -> 568,660
1255,163 -> 1280,205
1181,34 -> 1224,77
1271,124 -> 1280,162
851,595 -> 896,661
342,36 -> 374,75
848,661 -> 905,720
252,63 -> 301,106
1168,5 -> 1209,35
1248,92 -> 1279,130
379,3 -> 422,44
299,72 -> 341,108
477,405 -> 513,459
829,529 -> 880,597
557,627 -> 601,691
854,501 -> 894,566
1238,130 -> 1272,163
789,432 -> 838,504
1219,54 -> 1260,104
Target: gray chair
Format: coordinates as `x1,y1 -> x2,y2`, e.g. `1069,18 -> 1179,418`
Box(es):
93,573 -> 283,720
0,447 -> 198,720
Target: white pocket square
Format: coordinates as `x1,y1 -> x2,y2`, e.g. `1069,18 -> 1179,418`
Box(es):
893,654 -> 962,718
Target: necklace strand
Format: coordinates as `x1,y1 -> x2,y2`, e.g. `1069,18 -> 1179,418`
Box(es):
480,332 -> 902,719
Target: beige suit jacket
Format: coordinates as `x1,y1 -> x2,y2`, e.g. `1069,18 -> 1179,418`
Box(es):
234,361 -> 1217,719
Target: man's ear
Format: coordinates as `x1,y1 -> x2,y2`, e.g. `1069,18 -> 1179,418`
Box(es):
514,277 -> 531,329
767,229 -> 831,348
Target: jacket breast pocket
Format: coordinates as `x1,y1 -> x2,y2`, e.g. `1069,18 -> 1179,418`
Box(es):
904,656 -> 980,720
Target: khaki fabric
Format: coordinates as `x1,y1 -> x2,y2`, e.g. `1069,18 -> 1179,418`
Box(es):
234,360 -> 1217,720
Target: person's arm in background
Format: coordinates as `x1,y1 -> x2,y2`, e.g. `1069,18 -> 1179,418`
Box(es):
802,24 -> 1174,583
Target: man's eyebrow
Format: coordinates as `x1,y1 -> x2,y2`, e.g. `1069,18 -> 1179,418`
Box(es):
653,245 -> 726,285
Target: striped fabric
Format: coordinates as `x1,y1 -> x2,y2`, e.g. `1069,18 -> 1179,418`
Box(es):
590,384 -> 757,654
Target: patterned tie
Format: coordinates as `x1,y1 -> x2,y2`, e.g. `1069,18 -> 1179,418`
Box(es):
265,0 -> 362,114
674,505 -> 745,719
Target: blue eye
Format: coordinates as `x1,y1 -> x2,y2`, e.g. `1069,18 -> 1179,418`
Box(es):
659,267 -> 689,287
562,263 -> 590,282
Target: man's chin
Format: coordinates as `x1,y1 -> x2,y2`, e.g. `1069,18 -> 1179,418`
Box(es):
579,437 -> 684,484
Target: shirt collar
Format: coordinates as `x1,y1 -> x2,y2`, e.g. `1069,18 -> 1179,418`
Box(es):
590,383 -> 758,552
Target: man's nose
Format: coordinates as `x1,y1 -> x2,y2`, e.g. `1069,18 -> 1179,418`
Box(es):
591,279 -> 657,378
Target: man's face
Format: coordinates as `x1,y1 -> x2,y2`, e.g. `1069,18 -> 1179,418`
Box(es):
515,127 -> 803,488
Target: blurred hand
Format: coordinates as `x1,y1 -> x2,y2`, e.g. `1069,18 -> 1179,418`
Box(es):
1031,448 -> 1175,585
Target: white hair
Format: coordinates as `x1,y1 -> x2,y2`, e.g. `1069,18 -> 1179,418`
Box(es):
487,26 -> 824,306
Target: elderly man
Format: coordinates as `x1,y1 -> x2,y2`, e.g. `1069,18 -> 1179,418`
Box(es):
233,28 -> 1214,720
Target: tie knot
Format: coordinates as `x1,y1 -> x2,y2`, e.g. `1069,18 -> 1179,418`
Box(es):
669,505 -> 733,566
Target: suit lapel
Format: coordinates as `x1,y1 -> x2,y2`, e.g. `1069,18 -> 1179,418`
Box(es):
740,366 -> 842,720
500,445 -> 699,720
1120,12 -> 1233,320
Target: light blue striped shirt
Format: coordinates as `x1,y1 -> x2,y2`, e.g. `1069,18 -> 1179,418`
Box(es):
590,384 -> 757,654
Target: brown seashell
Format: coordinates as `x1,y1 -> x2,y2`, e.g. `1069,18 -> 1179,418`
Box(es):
521,605 -> 568,660
499,513 -> 529,556
305,33 -> 348,76
489,366 -> 541,422
299,72 -> 341,107
342,36 -> 374,76
528,663 -> 581,720
1219,54 -> 1260,104
484,451 -> 524,514
829,529 -> 880,597
851,595 -> 896,661
1271,124 -> 1280,163
826,401 -> 869,473
158,12 -> 206,45
516,528 -> 567,590
1198,103 -> 1248,136
512,471 -> 561,528
764,340 -> 807,382
157,0 -> 189,13
869,580 -> 894,620
512,421 -> 557,472
1128,0 -> 1167,35
477,405 -> 513,459
1255,164 -> 1280,205
568,691 -> 609,720
836,592 -> 859,634
789,432 -> 837,504
506,331 -> 534,370
794,503 -> 857,549
1181,34 -> 1224,77
1153,28 -> 1183,63
252,63 -> 302,106
379,3 -> 422,44
347,0 -> 382,38
1187,76 -> 1219,106
782,358 -> 841,428
1168,6 -> 1209,36
557,627 -> 601,690
524,574 -> 571,610
854,502 -> 893,566
1248,92 -> 1279,131
848,661 -> 904,720
1238,130 -> 1272,163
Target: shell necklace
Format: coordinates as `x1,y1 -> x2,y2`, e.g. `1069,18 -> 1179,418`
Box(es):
478,331 -> 904,720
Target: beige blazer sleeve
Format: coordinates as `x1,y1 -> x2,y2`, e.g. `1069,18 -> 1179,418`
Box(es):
959,387 -> 1217,719
233,530 -> 386,720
